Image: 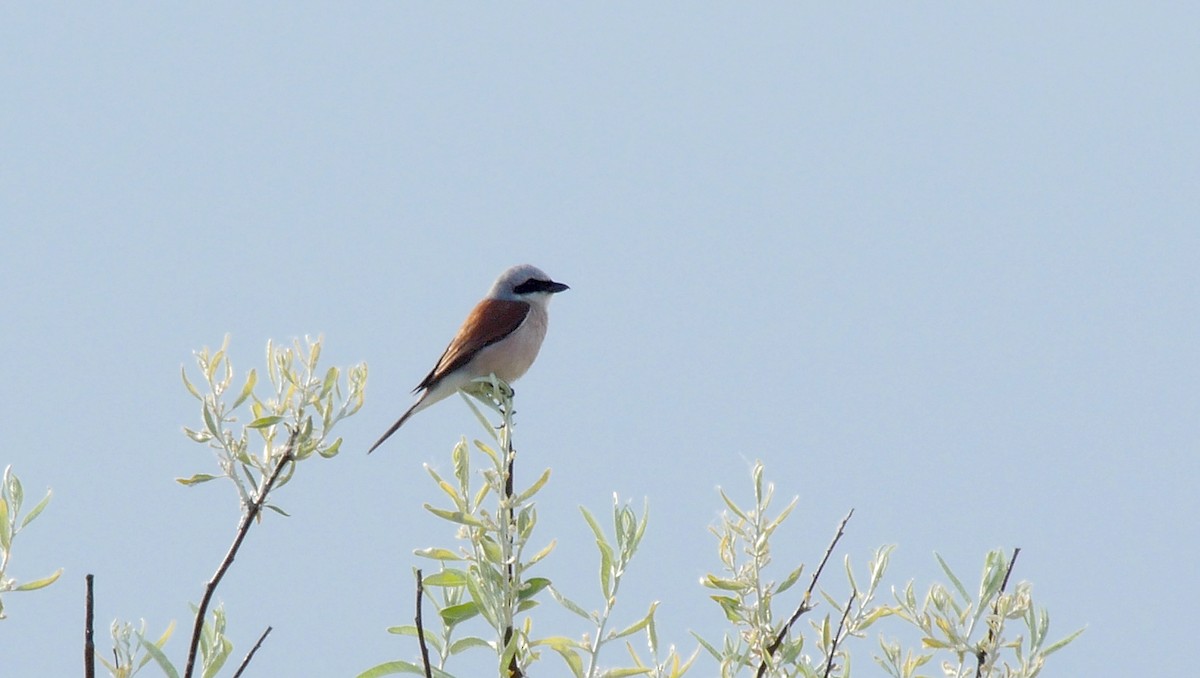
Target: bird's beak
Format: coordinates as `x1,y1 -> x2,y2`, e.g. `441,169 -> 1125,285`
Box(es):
547,280 -> 570,294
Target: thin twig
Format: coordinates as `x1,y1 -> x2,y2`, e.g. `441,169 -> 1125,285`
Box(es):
822,591 -> 856,678
415,569 -> 433,678
975,547 -> 1021,678
183,430 -> 298,678
757,508 -> 854,678
231,626 -> 272,678
84,574 -> 95,678
503,424 -> 523,678
998,548 -> 1020,594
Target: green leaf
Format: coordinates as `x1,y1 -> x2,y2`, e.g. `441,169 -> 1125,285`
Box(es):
9,473 -> 24,510
424,505 -> 487,528
777,563 -> 805,595
138,634 -> 181,678
480,537 -> 503,564
766,495 -> 799,534
449,636 -> 492,655
498,628 -> 521,675
202,405 -> 220,437
596,538 -> 615,597
423,569 -> 469,587
703,574 -> 749,592
264,504 -> 291,517
232,368 -> 257,409
182,426 -> 212,443
580,506 -> 606,543
549,585 -> 593,620
718,489 -> 748,521
208,348 -> 226,383
689,632 -> 721,661
19,490 -> 51,529
528,539 -> 556,566
248,415 -> 284,429
440,601 -> 481,626
0,500 -> 8,550
176,473 -> 219,486
414,547 -> 462,561
435,480 -> 463,506
599,667 -> 652,677
354,659 -> 426,677
321,366 -> 339,397
611,608 -> 654,639
14,568 -> 62,591
646,605 -> 659,656
710,595 -> 743,623
0,501 -> 8,549
149,620 -> 176,652
536,635 -> 586,652
537,637 -> 586,678
319,437 -> 342,458
181,365 -> 203,400
935,552 -> 970,602
854,605 -> 893,630
1043,626 -> 1086,656
516,468 -> 552,503
518,577 -> 551,602
202,636 -> 232,678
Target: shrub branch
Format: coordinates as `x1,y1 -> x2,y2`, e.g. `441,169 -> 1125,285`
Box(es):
757,508 -> 854,678
182,429 -> 297,678
231,626 -> 272,678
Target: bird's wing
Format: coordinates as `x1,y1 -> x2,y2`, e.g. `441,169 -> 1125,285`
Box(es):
415,298 -> 531,391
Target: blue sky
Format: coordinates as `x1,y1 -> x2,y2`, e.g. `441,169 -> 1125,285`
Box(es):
3,4 -> 1197,676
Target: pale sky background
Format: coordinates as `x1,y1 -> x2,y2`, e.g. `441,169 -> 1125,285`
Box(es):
3,4 -> 1198,677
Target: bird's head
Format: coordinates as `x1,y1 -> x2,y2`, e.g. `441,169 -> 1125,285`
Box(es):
489,264 -> 570,304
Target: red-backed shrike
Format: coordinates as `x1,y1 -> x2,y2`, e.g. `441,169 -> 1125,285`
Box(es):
367,264 -> 569,453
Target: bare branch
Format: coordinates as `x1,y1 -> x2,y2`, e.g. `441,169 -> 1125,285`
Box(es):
757,508 -> 854,678
998,548 -> 1020,594
976,547 -> 1021,677
84,574 -> 95,678
822,591 -> 856,678
415,570 -> 433,678
183,430 -> 298,678
231,626 -> 272,678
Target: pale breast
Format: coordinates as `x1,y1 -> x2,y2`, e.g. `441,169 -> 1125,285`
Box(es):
469,304 -> 550,383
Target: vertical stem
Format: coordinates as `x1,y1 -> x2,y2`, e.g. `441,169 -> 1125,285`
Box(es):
84,574 -> 95,678
415,569 -> 433,678
975,547 -> 1021,677
501,397 -> 522,678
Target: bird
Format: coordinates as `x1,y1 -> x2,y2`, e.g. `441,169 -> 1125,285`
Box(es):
367,264 -> 569,454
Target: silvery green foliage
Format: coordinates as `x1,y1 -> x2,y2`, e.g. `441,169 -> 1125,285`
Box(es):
100,618 -> 175,678
695,462 -> 891,678
108,336 -> 366,678
360,376 -> 693,678
877,550 -> 1084,678
543,498 -> 697,678
0,466 -> 61,620
361,377 -> 547,678
695,463 -> 1082,678
359,416 -> 1080,678
106,607 -> 232,678
179,335 -> 367,504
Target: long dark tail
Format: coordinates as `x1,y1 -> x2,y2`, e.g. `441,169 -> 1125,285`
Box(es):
366,401 -> 420,454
